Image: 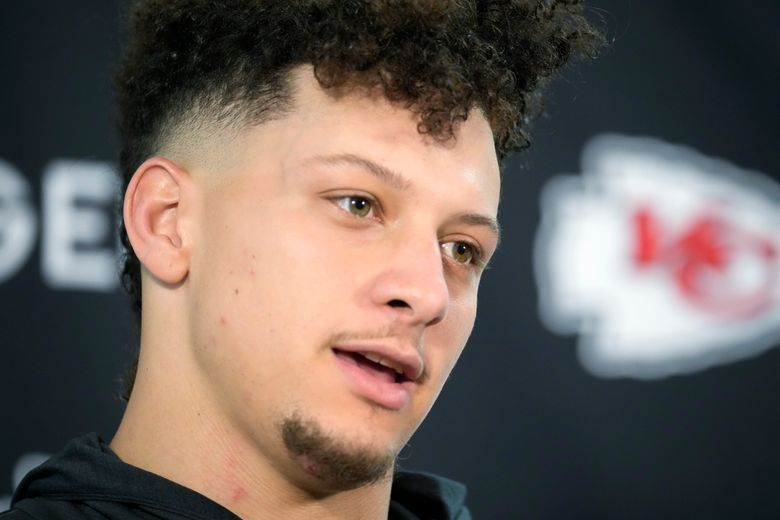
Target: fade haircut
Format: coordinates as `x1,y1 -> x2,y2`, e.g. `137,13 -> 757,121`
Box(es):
115,0 -> 603,401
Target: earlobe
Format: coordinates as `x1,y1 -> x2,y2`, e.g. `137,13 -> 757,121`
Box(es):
123,157 -> 192,285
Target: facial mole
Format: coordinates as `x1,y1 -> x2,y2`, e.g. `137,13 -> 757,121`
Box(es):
234,288 -> 239,294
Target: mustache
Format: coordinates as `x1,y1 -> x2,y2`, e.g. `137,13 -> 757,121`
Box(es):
327,323 -> 419,346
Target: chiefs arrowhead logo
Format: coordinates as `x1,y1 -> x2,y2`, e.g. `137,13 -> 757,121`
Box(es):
535,134 -> 780,379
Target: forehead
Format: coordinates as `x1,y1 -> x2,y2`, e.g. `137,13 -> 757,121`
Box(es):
255,65 -> 502,208
189,64 -> 502,224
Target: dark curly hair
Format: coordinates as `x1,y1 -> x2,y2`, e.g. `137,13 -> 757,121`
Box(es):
114,0 -> 603,401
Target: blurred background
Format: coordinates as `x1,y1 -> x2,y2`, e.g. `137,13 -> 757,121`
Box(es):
1,1 -> 779,518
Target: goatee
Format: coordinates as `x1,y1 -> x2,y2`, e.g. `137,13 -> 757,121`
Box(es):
281,411 -> 395,491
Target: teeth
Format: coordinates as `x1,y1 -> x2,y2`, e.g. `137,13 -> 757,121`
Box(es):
362,352 -> 404,375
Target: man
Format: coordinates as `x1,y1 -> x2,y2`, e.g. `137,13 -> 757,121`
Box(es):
6,1 -> 600,518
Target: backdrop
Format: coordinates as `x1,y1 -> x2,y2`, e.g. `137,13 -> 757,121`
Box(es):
2,2 -> 779,518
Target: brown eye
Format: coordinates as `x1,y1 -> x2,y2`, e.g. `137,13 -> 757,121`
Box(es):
332,195 -> 377,219
452,242 -> 474,264
444,241 -> 480,266
348,196 -> 371,218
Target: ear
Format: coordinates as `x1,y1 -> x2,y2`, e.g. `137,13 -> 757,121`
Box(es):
123,157 -> 192,285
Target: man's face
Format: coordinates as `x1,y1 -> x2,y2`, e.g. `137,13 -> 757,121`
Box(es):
184,66 -> 500,490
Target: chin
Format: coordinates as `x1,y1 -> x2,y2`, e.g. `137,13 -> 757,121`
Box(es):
279,410 -> 398,492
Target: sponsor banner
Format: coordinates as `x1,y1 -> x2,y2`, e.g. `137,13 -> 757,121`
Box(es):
535,134 -> 780,378
0,159 -> 120,290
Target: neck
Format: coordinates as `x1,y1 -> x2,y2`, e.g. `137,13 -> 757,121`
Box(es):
110,309 -> 393,519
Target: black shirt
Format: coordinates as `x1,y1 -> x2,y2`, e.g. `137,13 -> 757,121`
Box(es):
3,433 -> 471,519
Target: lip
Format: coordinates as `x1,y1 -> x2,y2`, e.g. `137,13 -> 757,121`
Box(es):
331,343 -> 423,411
332,343 -> 424,382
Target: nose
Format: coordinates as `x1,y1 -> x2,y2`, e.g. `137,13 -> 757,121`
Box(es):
369,233 -> 450,328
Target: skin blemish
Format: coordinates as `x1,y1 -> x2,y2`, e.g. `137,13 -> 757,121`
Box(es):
231,485 -> 248,502
297,454 -> 320,477
222,451 -> 248,504
234,288 -> 239,294
219,315 -> 228,326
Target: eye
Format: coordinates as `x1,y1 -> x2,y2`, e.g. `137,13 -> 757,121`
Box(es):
332,195 -> 377,219
442,241 -> 485,269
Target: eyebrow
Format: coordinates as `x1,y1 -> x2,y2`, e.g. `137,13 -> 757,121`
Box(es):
303,152 -> 501,247
446,212 -> 502,249
304,153 -> 413,192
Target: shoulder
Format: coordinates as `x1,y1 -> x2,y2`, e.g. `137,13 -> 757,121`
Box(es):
0,509 -> 35,519
391,470 -> 471,520
2,498 -> 97,519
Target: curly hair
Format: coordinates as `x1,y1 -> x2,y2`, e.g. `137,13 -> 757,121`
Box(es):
114,0 -> 603,401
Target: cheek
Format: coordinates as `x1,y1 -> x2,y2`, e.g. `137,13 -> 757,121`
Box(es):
190,195 -> 357,355
448,294 -> 478,346
427,297 -> 477,383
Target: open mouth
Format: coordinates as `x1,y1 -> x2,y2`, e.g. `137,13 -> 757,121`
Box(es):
332,349 -> 410,384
